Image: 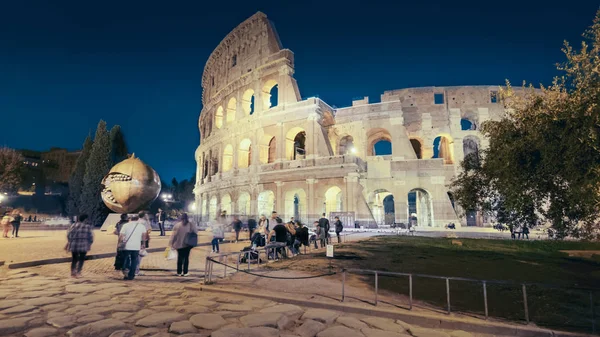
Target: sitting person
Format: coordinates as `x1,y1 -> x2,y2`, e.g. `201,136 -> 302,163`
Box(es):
266,221 -> 289,260
295,221 -> 309,253
284,221 -> 297,255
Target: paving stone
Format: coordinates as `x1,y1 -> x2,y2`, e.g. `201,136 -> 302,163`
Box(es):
124,309 -> 155,323
112,312 -> 134,320
301,309 -> 340,324
66,284 -> 113,293
150,305 -> 174,312
175,305 -> 209,314
75,306 -> 115,317
189,313 -> 228,330
218,304 -> 255,312
67,318 -> 129,337
78,314 -> 107,324
138,327 -> 160,336
337,317 -> 369,330
108,330 -> 136,337
212,327 -> 280,337
95,288 -> 131,296
168,299 -> 187,306
214,310 -> 247,318
317,326 -> 365,337
89,300 -> 116,308
410,328 -> 450,337
110,303 -> 141,312
10,290 -> 63,299
47,314 -> 78,328
394,320 -> 412,331
48,311 -> 67,318
0,299 -> 21,310
178,334 -> 209,337
215,297 -> 244,304
361,328 -> 410,337
361,317 -> 406,333
148,300 -> 168,306
40,303 -> 69,312
23,297 -> 64,306
24,327 -> 59,337
148,333 -> 173,337
295,319 -> 326,337
0,317 -> 32,335
169,320 -> 198,334
70,294 -> 111,305
186,299 -> 217,307
449,331 -> 473,337
240,312 -> 285,328
136,312 -> 186,327
1,305 -> 37,314
260,304 -> 304,316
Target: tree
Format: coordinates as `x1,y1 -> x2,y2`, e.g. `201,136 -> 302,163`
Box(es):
109,125 -> 128,164
67,135 -> 93,216
0,147 -> 24,193
451,11 -> 600,239
80,121 -> 112,226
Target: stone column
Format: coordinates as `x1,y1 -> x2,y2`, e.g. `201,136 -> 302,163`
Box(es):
305,114 -> 318,159
275,181 -> 284,214
344,173 -> 359,218
250,186 -> 258,217
276,122 -> 285,162
306,178 -> 317,223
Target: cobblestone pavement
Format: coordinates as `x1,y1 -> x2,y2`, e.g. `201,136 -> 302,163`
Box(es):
0,268 -> 494,337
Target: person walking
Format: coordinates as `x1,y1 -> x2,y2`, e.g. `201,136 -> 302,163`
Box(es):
232,216 -> 242,243
318,213 -> 330,245
211,220 -> 225,253
66,214 -> 94,278
158,208 -> 166,236
333,216 -> 343,243
10,210 -> 22,238
119,214 -> 148,280
2,211 -> 13,238
113,214 -> 129,271
247,217 -> 257,240
169,213 -> 198,277
522,226 -> 530,240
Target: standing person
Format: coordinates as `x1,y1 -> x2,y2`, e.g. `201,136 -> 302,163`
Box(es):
295,222 -> 309,252
232,216 -> 242,243
522,226 -> 530,240
334,216 -> 344,243
1,211 -> 13,238
247,217 -> 257,240
158,208 -> 166,236
211,220 -> 225,253
270,211 -> 282,226
119,214 -> 148,281
169,213 -> 198,277
135,211 -> 152,276
66,214 -> 94,278
318,213 -> 330,245
113,214 -> 129,271
10,210 -> 22,238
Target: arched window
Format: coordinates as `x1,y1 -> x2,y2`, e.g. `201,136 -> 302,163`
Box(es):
463,136 -> 480,169
293,132 -> 306,160
226,98 -> 236,123
262,80 -> 278,109
410,139 -> 422,159
238,139 -> 252,168
408,188 -> 434,227
258,190 -> 275,217
338,136 -> 355,155
367,189 -> 394,226
367,128 -> 392,156
461,118 -> 475,131
242,89 -> 255,115
215,106 -> 224,129
373,140 -> 392,156
325,186 -> 343,214
269,84 -> 279,108
433,136 -> 454,164
268,137 -> 276,163
222,145 -> 233,172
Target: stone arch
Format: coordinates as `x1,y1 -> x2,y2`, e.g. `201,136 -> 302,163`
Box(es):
226,97 -> 237,123
238,138 -> 252,168
338,135 -> 355,155
222,144 -> 233,172
463,135 -> 481,169
209,195 -> 218,220
237,192 -> 251,216
258,190 -> 275,217
215,106 -> 224,129
325,186 -> 343,215
367,189 -> 395,226
242,89 -> 255,115
461,118 -> 476,131
367,128 -> 392,156
259,134 -> 276,164
410,138 -> 423,159
262,79 -> 279,109
284,188 -> 307,222
286,127 -> 306,160
220,193 -> 232,215
432,134 -> 454,164
407,188 -> 434,227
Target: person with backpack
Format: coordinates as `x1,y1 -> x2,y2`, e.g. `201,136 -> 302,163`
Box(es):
334,216 -> 344,243
169,213 -> 198,277
66,214 -> 94,278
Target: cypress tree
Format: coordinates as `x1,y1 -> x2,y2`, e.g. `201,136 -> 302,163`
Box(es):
109,125 -> 129,164
80,120 -> 112,226
67,135 -> 93,217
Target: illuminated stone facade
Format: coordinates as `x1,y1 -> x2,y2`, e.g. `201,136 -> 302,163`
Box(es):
195,12 -> 505,227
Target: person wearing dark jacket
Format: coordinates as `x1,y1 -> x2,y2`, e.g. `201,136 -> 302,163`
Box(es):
232,216 -> 242,242
247,217 -> 257,239
158,209 -> 167,236
334,216 -> 343,243
318,213 -> 330,245
11,211 -> 22,238
295,222 -> 309,252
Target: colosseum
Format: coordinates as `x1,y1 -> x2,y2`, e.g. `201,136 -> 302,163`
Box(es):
194,12 -> 503,228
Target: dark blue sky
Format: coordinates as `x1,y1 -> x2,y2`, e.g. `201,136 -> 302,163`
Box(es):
1,0 -> 597,181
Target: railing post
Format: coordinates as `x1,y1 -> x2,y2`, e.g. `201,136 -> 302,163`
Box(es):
375,272 -> 378,306
341,270 -> 346,302
257,251 -> 261,267
204,258 -> 208,283
248,253 -> 251,271
409,274 -> 413,310
590,291 -> 595,334
483,281 -> 488,320
522,284 -> 529,324
446,278 -> 451,314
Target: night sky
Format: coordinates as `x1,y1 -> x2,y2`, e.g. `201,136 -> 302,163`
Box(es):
1,0 -> 597,181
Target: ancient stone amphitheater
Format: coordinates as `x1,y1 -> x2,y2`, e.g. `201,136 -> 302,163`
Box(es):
194,12 -> 504,228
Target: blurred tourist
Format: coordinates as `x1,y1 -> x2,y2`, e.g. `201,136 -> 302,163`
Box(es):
334,216 -> 343,243
247,216 -> 257,240
66,214 -> 94,278
169,213 -> 198,276
113,214 -> 129,271
158,208 -> 167,236
136,211 -> 152,276
318,213 -> 330,245
211,219 -> 225,253
119,214 -> 148,281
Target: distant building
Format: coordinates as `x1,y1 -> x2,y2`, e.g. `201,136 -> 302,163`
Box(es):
41,148 -> 81,183
18,148 -> 80,195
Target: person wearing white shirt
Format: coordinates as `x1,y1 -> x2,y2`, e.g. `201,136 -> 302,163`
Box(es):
119,215 -> 148,280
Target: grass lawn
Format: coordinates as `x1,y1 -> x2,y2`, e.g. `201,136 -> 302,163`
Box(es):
272,236 -> 600,333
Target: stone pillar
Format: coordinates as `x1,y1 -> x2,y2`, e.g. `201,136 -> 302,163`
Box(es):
306,178 -> 317,223
276,122 -> 285,162
250,186 -> 258,217
453,137 -> 464,168
275,181 -> 284,214
305,114 -> 318,159
344,173 -> 359,217
449,108 -> 462,133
